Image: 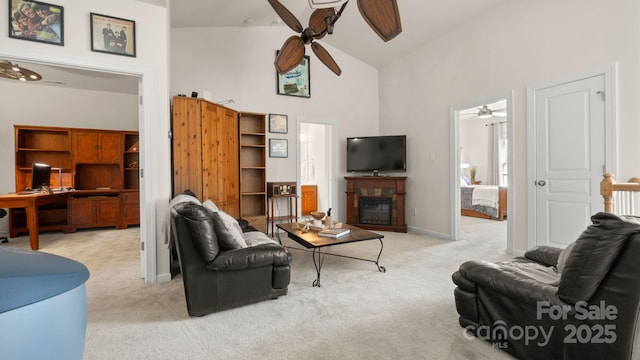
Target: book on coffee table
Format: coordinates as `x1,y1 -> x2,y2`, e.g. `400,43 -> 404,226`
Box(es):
318,228 -> 351,238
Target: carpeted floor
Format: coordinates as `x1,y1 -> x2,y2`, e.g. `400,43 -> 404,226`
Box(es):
5,217 -> 514,359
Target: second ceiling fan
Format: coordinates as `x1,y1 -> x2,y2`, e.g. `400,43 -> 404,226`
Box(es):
461,105 -> 507,119
268,0 -> 402,76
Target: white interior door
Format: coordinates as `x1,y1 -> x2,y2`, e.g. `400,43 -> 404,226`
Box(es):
533,74 -> 605,248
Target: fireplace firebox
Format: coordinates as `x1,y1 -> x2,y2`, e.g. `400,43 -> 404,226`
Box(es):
359,197 -> 391,225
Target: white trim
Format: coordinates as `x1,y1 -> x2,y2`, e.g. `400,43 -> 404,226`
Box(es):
0,49 -> 157,283
526,63 -> 617,250
406,225 -> 449,240
449,106 -> 460,241
450,92 -> 514,254
156,272 -> 172,283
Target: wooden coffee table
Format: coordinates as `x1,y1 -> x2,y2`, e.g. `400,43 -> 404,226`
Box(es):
276,223 -> 386,287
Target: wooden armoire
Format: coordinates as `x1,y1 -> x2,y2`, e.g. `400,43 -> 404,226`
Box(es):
171,96 -> 240,217
171,97 -> 268,231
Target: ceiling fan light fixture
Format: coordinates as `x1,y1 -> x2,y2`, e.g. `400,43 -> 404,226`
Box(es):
477,105 -> 493,119
0,61 -> 42,82
308,0 -> 348,9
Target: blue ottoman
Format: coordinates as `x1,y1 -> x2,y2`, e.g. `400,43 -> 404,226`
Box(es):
0,248 -> 90,360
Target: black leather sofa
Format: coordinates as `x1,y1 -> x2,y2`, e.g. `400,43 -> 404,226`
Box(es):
170,201 -> 291,316
452,212 -> 640,359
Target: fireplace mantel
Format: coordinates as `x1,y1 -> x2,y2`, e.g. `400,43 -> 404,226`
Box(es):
345,176 -> 407,233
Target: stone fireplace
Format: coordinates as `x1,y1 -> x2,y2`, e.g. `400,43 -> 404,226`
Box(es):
345,176 -> 407,232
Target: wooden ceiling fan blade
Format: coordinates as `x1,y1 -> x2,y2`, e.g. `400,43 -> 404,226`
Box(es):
268,0 -> 304,33
275,36 -> 306,75
311,42 -> 342,76
356,0 -> 402,42
309,8 -> 331,39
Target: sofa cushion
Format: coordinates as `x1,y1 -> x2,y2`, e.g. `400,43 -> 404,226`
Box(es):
208,244 -> 291,271
243,231 -> 279,247
524,246 -> 562,267
211,211 -> 247,250
203,199 -> 219,212
556,241 -> 576,274
558,212 -> 640,304
175,202 -> 219,263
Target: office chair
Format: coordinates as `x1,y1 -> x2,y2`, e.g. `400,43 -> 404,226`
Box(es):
0,208 -> 8,243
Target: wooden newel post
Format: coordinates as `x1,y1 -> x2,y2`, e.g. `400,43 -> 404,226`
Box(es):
601,173 -> 614,213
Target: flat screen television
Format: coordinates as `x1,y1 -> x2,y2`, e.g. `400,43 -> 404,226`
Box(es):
31,163 -> 51,190
346,135 -> 406,173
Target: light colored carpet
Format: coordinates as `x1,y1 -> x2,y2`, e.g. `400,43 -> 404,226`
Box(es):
5,217 -> 514,359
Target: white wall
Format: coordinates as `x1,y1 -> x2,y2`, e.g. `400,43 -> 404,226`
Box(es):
379,0 -> 640,251
0,0 -> 170,280
171,26 -> 379,221
460,119 -> 490,184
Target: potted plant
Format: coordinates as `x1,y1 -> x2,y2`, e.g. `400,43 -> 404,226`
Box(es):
470,166 -> 477,182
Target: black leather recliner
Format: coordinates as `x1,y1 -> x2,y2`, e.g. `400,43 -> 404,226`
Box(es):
452,212 -> 640,359
171,201 -> 291,316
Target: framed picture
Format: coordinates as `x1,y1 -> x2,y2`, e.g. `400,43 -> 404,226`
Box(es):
8,0 -> 64,46
276,55 -> 310,98
90,13 -> 136,57
269,139 -> 288,158
269,114 -> 288,134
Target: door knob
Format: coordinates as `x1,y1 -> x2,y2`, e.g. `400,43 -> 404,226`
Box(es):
536,180 -> 546,186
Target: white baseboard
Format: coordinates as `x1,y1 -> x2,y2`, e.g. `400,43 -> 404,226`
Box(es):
156,272 -> 172,283
406,225 -> 451,240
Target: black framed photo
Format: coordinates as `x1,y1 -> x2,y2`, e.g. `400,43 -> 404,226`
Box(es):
269,139 -> 288,158
276,55 -> 310,98
90,13 -> 136,57
8,0 -> 64,46
269,114 -> 288,134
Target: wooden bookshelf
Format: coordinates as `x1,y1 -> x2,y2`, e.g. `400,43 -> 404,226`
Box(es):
239,112 -> 267,233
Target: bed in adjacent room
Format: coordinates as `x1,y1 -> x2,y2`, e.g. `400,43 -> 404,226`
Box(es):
460,181 -> 507,221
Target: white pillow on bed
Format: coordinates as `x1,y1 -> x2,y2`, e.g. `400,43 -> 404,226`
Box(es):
460,175 -> 471,186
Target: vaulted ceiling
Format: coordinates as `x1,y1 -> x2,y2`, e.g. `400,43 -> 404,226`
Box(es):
171,0 -> 509,69
1,0 -> 509,93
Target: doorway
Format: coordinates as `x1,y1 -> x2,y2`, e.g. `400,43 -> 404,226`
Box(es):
451,94 -> 514,253
298,120 -> 337,220
0,54 -> 153,280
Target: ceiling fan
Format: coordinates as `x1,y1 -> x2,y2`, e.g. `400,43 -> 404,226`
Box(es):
268,0 -> 402,76
460,105 -> 506,119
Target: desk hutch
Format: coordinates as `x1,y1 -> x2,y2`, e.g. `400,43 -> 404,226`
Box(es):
10,125 -> 139,238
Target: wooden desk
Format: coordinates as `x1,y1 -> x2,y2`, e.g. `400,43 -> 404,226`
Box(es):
0,192 -> 69,250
